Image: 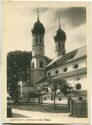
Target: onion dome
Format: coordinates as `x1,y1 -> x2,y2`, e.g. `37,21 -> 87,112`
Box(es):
54,20 -> 66,41
31,11 -> 45,35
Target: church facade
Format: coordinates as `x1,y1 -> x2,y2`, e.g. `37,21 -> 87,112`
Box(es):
21,12 -> 87,103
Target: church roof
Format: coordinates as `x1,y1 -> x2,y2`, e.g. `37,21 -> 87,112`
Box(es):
44,56 -> 52,65
54,20 -> 66,41
31,12 -> 45,35
31,20 -> 45,35
54,28 -> 66,41
47,45 -> 87,69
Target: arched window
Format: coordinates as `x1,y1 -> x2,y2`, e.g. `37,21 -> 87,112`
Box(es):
59,98 -> 61,101
58,44 -> 61,49
56,45 -> 58,50
33,38 -> 35,44
55,70 -> 59,74
51,98 -> 53,101
44,98 -> 47,100
40,61 -> 43,68
48,72 -> 51,76
76,77 -> 80,81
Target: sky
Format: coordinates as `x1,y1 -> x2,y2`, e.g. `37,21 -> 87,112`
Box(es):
3,2 -> 86,59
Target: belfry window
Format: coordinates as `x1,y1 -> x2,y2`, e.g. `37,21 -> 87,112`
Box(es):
40,61 -> 43,68
58,44 -> 61,49
39,37 -> 42,43
32,62 -> 35,68
35,37 -> 38,43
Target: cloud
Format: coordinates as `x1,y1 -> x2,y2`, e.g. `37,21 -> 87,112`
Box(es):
3,3 -> 86,59
66,23 -> 86,53
54,7 -> 86,28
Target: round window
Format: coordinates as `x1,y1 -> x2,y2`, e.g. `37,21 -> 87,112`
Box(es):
63,67 -> 67,72
75,83 -> 81,90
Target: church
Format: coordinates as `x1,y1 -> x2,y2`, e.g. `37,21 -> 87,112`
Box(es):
21,12 -> 87,104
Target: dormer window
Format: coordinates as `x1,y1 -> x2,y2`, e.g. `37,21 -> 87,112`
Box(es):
74,64 -> 78,69
63,67 -> 67,72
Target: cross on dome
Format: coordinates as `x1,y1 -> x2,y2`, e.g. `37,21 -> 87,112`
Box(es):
37,10 -> 39,21
59,19 -> 61,29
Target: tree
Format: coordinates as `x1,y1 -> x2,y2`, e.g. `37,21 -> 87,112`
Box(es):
7,51 -> 32,103
37,78 -> 74,109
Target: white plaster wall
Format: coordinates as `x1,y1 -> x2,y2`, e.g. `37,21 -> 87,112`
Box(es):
46,58 -> 87,77
43,98 -> 68,104
32,45 -> 44,56
36,57 -> 47,69
31,56 -> 47,70
46,58 -> 87,91
31,70 -> 45,84
65,74 -> 87,90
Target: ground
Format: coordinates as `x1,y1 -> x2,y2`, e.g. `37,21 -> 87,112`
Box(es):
9,103 -> 70,119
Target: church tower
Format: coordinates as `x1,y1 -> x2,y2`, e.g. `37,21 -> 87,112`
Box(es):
54,20 -> 66,57
31,11 -> 47,87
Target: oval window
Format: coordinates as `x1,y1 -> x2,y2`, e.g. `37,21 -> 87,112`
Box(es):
63,67 -> 67,72
75,83 -> 81,90
74,64 -> 78,69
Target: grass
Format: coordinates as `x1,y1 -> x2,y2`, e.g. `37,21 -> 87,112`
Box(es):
9,103 -> 69,113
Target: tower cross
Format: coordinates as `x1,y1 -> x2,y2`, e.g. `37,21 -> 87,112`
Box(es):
59,19 -> 61,29
37,10 -> 39,21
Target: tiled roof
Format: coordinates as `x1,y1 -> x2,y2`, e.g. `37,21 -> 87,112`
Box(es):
44,56 -> 52,65
47,45 -> 87,69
